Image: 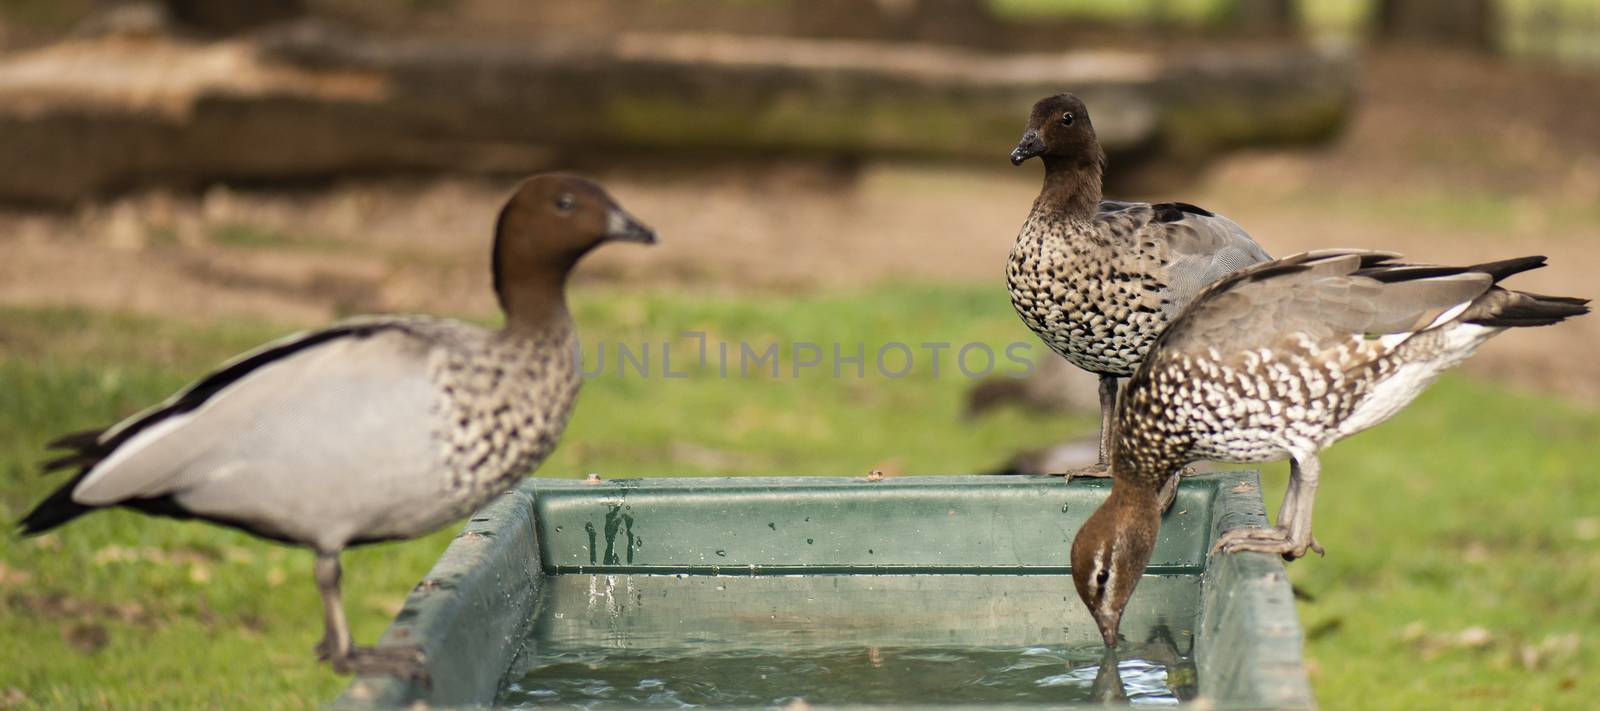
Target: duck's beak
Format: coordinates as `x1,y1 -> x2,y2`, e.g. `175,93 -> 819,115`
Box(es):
1010,131 -> 1045,166
605,206 -> 658,245
1096,610 -> 1122,649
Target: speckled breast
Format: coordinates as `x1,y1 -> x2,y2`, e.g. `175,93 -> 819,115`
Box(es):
1006,224 -> 1169,377
431,327 -> 582,523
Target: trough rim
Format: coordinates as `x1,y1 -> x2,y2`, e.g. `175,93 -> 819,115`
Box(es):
334,471 -> 1312,710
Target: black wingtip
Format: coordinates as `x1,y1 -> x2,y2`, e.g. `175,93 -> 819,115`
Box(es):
1358,255 -> 1550,285
17,481 -> 91,536
1471,255 -> 1547,282
46,429 -> 104,452
42,452 -> 99,472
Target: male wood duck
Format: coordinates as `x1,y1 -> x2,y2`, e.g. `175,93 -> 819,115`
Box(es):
1007,93 -> 1272,476
19,174 -> 657,679
1071,249 -> 1588,646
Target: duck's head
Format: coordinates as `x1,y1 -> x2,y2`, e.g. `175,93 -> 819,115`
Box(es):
1010,93 -> 1102,167
492,174 -> 656,321
1071,485 -> 1161,648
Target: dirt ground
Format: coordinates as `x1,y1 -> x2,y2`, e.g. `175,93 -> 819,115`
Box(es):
1,49 -> 1596,402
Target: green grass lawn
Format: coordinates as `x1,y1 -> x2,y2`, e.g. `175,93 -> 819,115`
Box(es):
2,286 -> 1597,709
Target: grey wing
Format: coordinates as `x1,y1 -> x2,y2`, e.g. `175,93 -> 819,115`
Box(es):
70,325 -> 452,549
1156,209 -> 1274,318
1163,253 -> 1493,356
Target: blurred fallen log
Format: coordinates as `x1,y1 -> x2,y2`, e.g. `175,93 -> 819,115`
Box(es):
0,24 -> 1353,205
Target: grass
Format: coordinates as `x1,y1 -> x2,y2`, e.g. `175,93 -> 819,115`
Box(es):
207,224 -> 349,252
1,286 -> 1597,709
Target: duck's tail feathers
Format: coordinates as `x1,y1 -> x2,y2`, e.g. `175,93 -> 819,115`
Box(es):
1466,290 -> 1590,328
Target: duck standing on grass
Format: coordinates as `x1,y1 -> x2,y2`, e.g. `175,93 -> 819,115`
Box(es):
1070,250 -> 1588,647
1006,93 -> 1273,478
17,174 -> 657,680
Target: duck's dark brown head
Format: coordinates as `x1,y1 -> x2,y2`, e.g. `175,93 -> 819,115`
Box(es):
1010,93 -> 1102,168
492,174 -> 656,326
1071,484 -> 1161,648
1012,93 -> 1105,219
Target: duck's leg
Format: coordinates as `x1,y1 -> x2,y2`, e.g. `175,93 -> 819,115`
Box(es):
1274,464 -> 1303,531
1210,456 -> 1325,560
313,553 -> 351,662
1059,375 -> 1118,481
314,552 -> 429,682
1281,455 -> 1325,559
1096,374 -> 1117,466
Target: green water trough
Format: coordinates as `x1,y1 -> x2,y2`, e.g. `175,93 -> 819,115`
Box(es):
334,472 -> 1312,708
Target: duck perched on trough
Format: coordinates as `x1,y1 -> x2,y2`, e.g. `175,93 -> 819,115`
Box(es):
1006,93 -> 1273,477
1071,249 -> 1589,647
17,174 -> 656,680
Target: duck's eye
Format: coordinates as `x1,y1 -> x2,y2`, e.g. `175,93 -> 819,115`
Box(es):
554,193 -> 576,212
1061,112 -> 1075,126
1095,567 -> 1110,589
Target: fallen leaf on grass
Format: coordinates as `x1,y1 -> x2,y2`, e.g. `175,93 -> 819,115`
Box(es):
1457,626 -> 1493,649
27,535 -> 60,552
0,563 -> 33,588
1,688 -> 27,709
1406,623 -> 1498,660
1400,621 -> 1427,643
1518,632 -> 1581,670
1575,517 -> 1600,542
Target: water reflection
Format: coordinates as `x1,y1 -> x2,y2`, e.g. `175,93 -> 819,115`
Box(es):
1085,632 -> 1192,705
497,574 -> 1200,707
1092,647 -> 1129,704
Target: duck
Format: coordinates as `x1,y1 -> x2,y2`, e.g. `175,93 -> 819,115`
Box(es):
962,356 -> 1099,421
1070,249 -> 1588,647
1007,93 -> 1273,477
17,173 -> 657,680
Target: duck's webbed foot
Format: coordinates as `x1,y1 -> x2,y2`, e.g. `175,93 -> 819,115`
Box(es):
324,644 -> 430,682
1211,526 -> 1325,561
